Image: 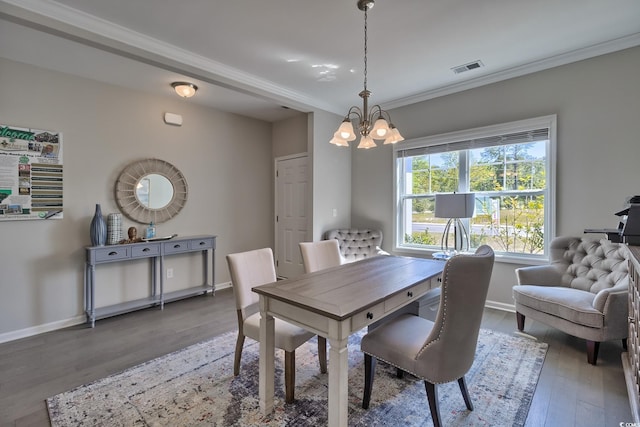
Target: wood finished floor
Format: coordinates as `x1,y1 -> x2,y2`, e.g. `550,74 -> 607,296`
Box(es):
0,288 -> 633,426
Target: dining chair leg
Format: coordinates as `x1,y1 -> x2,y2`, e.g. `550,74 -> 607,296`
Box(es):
457,376 -> 474,410
318,336 -> 327,374
233,333 -> 245,376
425,381 -> 442,427
284,350 -> 295,403
362,354 -> 376,409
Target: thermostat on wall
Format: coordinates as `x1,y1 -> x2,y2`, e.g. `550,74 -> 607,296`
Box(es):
163,112 -> 183,126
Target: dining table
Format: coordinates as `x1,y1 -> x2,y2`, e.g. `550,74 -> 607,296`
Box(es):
252,254 -> 445,427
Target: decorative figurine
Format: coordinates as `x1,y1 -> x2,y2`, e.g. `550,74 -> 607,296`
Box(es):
122,226 -> 142,244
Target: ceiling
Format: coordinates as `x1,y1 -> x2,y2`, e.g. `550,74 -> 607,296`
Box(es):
1,0 -> 639,122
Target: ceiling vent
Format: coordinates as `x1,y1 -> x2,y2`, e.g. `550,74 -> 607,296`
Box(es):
451,60 -> 484,74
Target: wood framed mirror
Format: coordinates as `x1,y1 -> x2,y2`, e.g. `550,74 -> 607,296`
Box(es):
115,158 -> 188,224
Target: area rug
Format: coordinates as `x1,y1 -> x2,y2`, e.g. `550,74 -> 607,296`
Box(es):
47,328 -> 547,426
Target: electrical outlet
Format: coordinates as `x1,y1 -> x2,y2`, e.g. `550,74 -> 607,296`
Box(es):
167,268 -> 174,279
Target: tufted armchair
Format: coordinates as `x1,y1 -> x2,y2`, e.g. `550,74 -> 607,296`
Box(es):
324,228 -> 389,263
512,236 -> 629,365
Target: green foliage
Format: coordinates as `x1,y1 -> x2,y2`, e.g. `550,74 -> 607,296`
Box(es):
403,142 -> 547,255
405,230 -> 437,245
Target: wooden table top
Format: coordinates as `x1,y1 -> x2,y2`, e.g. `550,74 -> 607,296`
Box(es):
253,255 -> 444,321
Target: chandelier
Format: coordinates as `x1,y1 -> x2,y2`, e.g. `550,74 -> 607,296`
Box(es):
330,0 -> 404,149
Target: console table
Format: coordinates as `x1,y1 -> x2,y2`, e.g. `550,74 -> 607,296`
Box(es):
84,235 -> 216,327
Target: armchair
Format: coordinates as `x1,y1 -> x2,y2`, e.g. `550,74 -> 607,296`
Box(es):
512,236 -> 629,365
324,228 -> 388,263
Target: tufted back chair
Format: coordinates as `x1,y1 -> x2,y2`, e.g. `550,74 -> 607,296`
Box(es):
324,228 -> 388,263
549,236 -> 628,292
513,236 -> 629,365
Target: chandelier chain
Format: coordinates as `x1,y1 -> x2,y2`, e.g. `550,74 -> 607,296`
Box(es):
363,6 -> 368,93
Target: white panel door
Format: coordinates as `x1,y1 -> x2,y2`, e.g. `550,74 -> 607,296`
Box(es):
275,155 -> 308,279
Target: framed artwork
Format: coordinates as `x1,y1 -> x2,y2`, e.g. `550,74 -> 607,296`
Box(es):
0,123 -> 63,220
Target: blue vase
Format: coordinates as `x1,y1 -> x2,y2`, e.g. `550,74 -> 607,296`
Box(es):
90,204 -> 107,246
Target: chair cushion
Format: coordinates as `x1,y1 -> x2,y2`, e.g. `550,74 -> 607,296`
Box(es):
243,313 -> 315,352
361,314 -> 435,377
513,285 -> 603,328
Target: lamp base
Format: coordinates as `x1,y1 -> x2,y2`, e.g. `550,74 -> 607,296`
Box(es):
440,218 -> 470,254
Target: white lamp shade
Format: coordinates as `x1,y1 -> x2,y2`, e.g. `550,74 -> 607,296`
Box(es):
337,120 -> 357,141
371,118 -> 390,139
330,132 -> 349,147
435,193 -> 475,218
357,135 -> 377,149
383,126 -> 404,144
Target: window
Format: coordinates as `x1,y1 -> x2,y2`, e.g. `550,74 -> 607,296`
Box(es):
394,115 -> 556,260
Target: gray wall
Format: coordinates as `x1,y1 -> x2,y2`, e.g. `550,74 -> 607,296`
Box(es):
351,46 -> 640,308
0,57 -> 275,338
310,111 -> 351,241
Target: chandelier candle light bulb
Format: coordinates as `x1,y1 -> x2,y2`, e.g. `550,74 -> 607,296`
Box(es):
329,0 -> 404,149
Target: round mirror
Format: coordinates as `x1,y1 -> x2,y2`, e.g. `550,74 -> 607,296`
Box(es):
136,173 -> 174,209
115,159 -> 188,224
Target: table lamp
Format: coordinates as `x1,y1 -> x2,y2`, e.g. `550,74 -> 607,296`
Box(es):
435,192 -> 476,254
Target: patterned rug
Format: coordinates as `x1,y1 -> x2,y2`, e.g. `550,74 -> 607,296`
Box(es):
47,328 -> 547,426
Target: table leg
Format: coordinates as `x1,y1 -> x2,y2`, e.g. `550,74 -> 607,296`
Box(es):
259,296 -> 275,415
328,337 -> 349,427
89,264 -> 96,328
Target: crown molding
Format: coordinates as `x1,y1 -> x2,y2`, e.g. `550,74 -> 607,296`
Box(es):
3,0 -> 639,115
382,32 -> 640,111
0,0 -> 338,114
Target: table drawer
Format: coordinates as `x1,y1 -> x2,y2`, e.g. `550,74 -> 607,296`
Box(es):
188,237 -> 215,250
93,246 -> 130,262
352,302 -> 385,331
384,280 -> 430,312
131,243 -> 161,258
163,240 -> 190,254
431,274 -> 443,289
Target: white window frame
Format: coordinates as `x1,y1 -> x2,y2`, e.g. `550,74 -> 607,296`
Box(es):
393,115 -> 557,263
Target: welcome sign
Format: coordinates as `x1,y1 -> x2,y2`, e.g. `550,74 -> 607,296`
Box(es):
0,123 -> 63,221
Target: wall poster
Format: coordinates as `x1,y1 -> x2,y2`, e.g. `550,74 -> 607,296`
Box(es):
0,123 -> 63,221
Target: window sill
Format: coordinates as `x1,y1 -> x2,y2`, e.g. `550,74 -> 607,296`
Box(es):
392,246 -> 548,266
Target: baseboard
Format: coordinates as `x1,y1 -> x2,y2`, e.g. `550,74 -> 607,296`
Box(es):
0,286 -> 509,344
0,282 -> 233,344
215,281 -> 232,291
0,314 -> 86,344
485,300 -> 516,313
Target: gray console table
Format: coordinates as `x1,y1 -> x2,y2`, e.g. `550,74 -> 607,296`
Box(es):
84,235 -> 216,327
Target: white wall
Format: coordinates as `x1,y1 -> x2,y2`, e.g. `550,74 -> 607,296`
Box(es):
351,46 -> 640,308
0,58 -> 275,339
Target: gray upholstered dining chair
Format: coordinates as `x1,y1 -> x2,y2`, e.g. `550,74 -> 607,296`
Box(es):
226,247 -> 327,403
299,239 -> 343,273
360,245 -> 495,427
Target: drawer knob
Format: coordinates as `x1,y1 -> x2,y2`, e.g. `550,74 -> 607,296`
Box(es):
143,248 -> 150,252
199,241 -> 206,246
407,291 -> 413,297
366,312 -> 374,320
437,277 -> 442,283
174,244 -> 181,249
108,251 -> 117,256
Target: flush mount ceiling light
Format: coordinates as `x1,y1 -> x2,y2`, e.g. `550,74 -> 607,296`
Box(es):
171,82 -> 198,98
330,0 -> 404,149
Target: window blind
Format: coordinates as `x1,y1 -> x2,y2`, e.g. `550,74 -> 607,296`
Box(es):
398,127 -> 549,158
